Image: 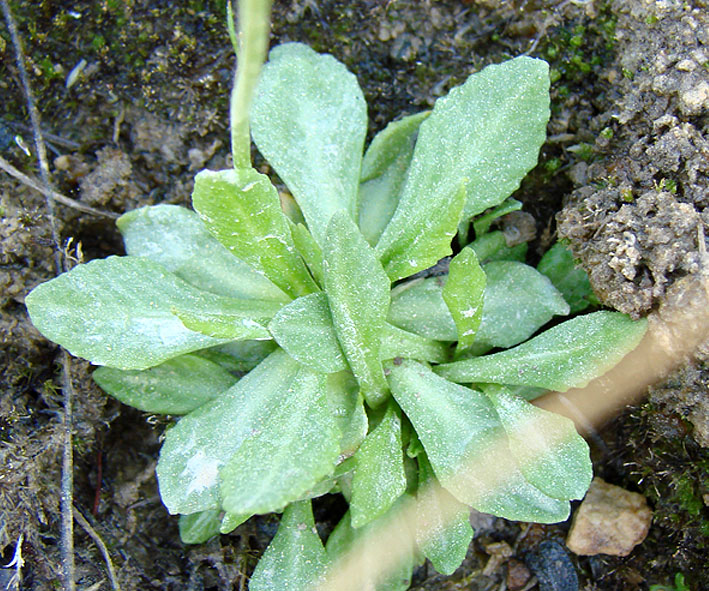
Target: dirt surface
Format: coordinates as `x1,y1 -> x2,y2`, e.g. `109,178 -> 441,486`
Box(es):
1,0 -> 708,590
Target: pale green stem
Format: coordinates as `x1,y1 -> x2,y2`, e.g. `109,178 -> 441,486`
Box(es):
230,0 -> 272,169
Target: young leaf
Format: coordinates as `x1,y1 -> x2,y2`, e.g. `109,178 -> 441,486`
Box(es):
484,385 -> 592,500
350,401 -> 407,528
220,511 -> 249,534
415,454 -> 473,576
249,500 -> 328,591
192,167 -> 317,298
472,198 -> 523,237
376,57 -> 549,280
358,112 -> 429,245
203,340 -> 278,373
117,204 -> 288,301
326,371 -> 368,458
251,42 -> 367,245
380,323 -> 450,364
435,311 -> 648,391
323,211 -> 391,407
441,248 -> 486,352
218,362 -> 340,516
157,350 -> 333,514
537,241 -> 596,313
472,261 -> 569,351
388,277 -> 457,342
93,354 -> 237,415
469,230 -> 527,264
25,256 -> 238,370
387,359 -> 569,523
173,296 -> 283,340
178,509 -> 222,544
268,292 -> 347,374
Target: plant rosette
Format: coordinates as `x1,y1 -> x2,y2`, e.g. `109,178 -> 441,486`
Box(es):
25,11 -> 646,590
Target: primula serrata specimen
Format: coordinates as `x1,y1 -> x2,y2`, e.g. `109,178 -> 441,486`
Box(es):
25,1 -> 647,588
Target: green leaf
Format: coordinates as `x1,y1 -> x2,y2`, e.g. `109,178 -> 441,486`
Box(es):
323,211 -> 391,407
537,242 -> 596,313
359,112 -> 429,245
93,354 -> 237,415
326,371 -> 368,458
218,363 -> 340,516
156,350 -> 336,514
387,277 -> 457,342
174,296 -> 283,340
469,230 -> 527,264
380,323 -> 450,364
375,56 -> 549,281
415,454 -> 473,576
435,311 -> 648,391
25,256 -> 238,370
251,43 -> 367,245
289,222 -> 324,286
199,340 -> 278,373
192,167 -> 317,298
472,261 -> 570,351
484,385 -> 592,500
472,198 -> 523,237
351,401 -> 407,528
117,204 -> 288,301
268,292 -> 347,374
178,509 -> 222,544
387,359 -> 569,523
249,500 -> 328,591
375,180 -> 466,283
442,248 -> 486,352
326,506 -> 415,591
220,511 -> 249,534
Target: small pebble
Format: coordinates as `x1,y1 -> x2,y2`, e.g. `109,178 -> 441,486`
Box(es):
524,540 -> 578,591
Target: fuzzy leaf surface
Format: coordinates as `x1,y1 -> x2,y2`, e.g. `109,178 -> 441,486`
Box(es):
249,500 -> 328,591
268,292 -> 347,373
435,311 -> 648,391
192,167 -> 316,298
376,57 -> 549,280
326,371 -> 368,458
416,454 -> 473,575
251,43 -> 367,245
485,385 -> 592,500
358,112 -> 429,245
380,323 -> 450,364
323,211 -> 390,407
178,509 -> 222,544
388,277 -> 457,342
537,242 -> 595,313
442,248 -> 486,352
117,204 -> 288,301
157,350 -> 336,515
350,401 -> 407,528
93,354 -> 237,415
388,359 -> 569,523
25,256 -> 241,370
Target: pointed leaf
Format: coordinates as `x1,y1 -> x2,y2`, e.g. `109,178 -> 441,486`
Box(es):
359,112 -> 429,245
251,43 -> 367,245
537,242 -> 595,313
416,454 -> 473,575
387,277 -> 457,341
157,350 -> 323,514
388,359 -> 569,523
435,311 -> 648,391
250,500 -> 328,591
219,363 -> 340,516
484,385 -> 592,500
268,292 -> 347,373
178,509 -> 222,544
117,204 -> 288,301
25,256 -> 237,370
351,401 -> 407,528
472,261 -> 569,351
380,323 -> 450,364
472,198 -> 523,237
323,211 -> 391,407
192,167 -> 317,298
93,354 -> 237,415
442,248 -> 486,352
326,371 -> 368,458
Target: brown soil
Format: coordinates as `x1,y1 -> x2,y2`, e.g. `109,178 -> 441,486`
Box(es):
1,1 -> 708,590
